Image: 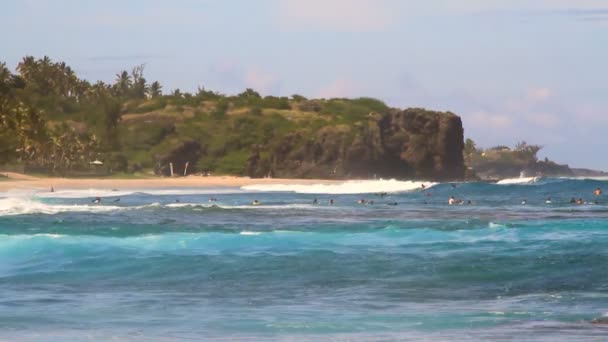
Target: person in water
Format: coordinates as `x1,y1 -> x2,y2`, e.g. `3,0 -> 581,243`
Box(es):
329,199 -> 335,205
93,197 -> 101,204
570,197 -> 577,204
545,197 -> 552,204
312,198 -> 318,205
252,200 -> 261,206
448,196 -> 456,205
594,188 -> 602,196
357,199 -> 366,205
521,199 -> 527,205
576,198 -> 585,205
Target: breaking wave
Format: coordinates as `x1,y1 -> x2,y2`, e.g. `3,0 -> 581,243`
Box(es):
241,179 -> 436,194
496,177 -> 540,185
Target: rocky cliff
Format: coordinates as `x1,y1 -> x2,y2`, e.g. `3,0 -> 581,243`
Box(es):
247,108 -> 465,180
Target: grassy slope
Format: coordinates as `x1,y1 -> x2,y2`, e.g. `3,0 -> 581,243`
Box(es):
113,96 -> 390,175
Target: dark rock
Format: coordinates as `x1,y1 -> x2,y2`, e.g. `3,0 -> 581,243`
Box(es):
591,317 -> 608,324
249,108 -> 465,180
154,140 -> 203,176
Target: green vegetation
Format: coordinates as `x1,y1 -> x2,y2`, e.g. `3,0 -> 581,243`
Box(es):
464,139 -> 572,179
0,56 -> 394,176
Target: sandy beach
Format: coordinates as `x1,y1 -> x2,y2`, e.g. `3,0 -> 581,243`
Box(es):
0,172 -> 339,192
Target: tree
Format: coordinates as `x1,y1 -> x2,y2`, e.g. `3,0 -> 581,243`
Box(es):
113,70 -> 131,97
464,138 -> 478,156
130,64 -> 147,99
238,88 -> 261,99
514,141 -> 542,161
149,81 -> 162,98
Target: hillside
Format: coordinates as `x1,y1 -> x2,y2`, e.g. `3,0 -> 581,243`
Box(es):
1,56 -> 465,180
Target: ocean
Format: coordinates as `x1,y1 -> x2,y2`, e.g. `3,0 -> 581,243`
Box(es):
1,178 -> 607,341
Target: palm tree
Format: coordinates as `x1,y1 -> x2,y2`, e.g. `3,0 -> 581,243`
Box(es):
113,70 -> 131,97
149,81 -> 162,98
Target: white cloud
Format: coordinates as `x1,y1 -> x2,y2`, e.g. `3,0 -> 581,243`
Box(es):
244,68 -> 281,95
278,0 -> 394,32
525,112 -> 560,128
527,87 -> 552,102
468,111 -> 513,129
317,79 -> 360,98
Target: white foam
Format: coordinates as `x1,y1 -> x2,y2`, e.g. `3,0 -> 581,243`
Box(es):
35,188 -> 245,198
241,179 -> 436,194
239,231 -> 262,236
0,197 -> 158,216
496,177 -> 539,185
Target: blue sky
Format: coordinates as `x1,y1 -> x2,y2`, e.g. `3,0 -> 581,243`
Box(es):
2,0 -> 608,169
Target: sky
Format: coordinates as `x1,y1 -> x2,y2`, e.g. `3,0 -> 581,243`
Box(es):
1,0 -> 607,169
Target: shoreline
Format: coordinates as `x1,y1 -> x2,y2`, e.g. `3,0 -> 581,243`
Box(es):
0,172 -> 340,192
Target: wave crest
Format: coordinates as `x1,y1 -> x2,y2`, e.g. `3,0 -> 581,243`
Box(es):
241,179 -> 435,194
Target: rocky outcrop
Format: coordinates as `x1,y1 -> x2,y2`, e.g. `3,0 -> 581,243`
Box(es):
247,108 -> 465,180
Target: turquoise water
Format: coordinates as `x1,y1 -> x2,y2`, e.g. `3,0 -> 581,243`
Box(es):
1,178 -> 607,341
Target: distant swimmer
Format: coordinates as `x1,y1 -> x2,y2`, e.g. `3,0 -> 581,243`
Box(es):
313,198 -> 318,205
545,197 -> 552,204
448,196 -> 456,205
175,199 -> 180,203
357,199 -> 366,205
329,199 -> 335,205
570,197 -> 577,204
208,197 -> 218,202
594,188 -> 602,196
93,197 -> 101,204
466,200 -> 473,205
252,200 -> 261,206
521,199 -> 527,205
576,198 -> 585,205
